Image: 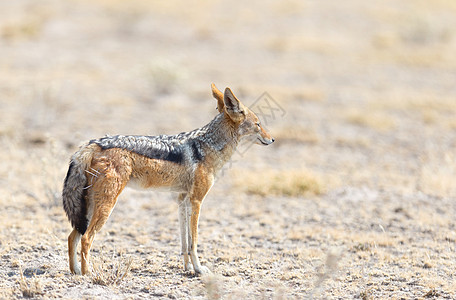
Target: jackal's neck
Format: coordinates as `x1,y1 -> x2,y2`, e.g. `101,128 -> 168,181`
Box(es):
197,113 -> 239,168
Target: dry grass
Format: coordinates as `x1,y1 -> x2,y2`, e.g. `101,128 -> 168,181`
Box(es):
367,1 -> 456,69
373,95 -> 456,113
309,250 -> 341,298
38,139 -> 67,208
239,84 -> 326,105
334,136 -> 370,149
0,11 -> 50,42
418,164 -> 456,197
18,265 -> 43,298
91,254 -> 133,286
144,59 -> 187,95
371,35 -> 456,68
274,126 -> 319,144
344,109 -> 396,132
232,169 -> 324,197
340,94 -> 456,134
264,35 -> 337,56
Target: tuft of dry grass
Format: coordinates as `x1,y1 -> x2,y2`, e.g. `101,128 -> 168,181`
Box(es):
18,265 -> 43,298
91,255 -> 133,286
232,169 -> 324,197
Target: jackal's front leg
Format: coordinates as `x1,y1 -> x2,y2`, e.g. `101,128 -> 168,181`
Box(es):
177,193 -> 193,271
188,171 -> 214,275
189,200 -> 212,275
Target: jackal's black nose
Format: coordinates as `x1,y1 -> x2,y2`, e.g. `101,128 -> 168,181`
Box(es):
272,138 -> 275,143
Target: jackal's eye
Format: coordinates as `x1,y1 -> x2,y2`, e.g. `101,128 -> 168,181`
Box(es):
255,122 -> 260,127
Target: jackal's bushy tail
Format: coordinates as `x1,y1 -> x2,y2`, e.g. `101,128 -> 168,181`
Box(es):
62,143 -> 96,235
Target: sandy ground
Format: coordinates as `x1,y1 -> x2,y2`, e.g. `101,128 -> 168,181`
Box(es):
1,0 -> 456,299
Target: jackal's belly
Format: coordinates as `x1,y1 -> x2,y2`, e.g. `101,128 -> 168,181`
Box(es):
127,176 -> 187,193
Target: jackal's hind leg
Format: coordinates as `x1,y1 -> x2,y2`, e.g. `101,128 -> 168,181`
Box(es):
80,169 -> 126,275
68,229 -> 82,275
81,194 -> 125,275
80,231 -> 95,275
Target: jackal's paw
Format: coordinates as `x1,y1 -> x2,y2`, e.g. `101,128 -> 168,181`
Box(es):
73,269 -> 82,275
195,265 -> 212,276
70,266 -> 82,275
184,262 -> 194,272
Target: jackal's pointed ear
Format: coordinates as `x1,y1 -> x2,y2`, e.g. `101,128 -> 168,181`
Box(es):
224,87 -> 245,122
211,83 -> 224,113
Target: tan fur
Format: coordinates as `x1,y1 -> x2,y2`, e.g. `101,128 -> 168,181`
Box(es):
64,84 -> 274,276
211,83 -> 225,113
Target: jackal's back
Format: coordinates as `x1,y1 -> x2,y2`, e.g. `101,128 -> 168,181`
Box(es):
89,133 -> 206,166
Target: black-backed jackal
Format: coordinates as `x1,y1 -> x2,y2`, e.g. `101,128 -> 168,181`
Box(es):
62,84 -> 274,275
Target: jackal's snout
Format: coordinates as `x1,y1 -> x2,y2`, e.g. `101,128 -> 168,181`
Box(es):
257,136 -> 274,145
256,125 -> 275,146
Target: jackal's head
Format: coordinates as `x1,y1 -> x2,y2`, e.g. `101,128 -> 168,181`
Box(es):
211,83 -> 275,146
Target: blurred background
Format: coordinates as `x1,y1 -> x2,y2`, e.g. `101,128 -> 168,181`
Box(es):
1,0 -> 456,197
1,0 -> 456,298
